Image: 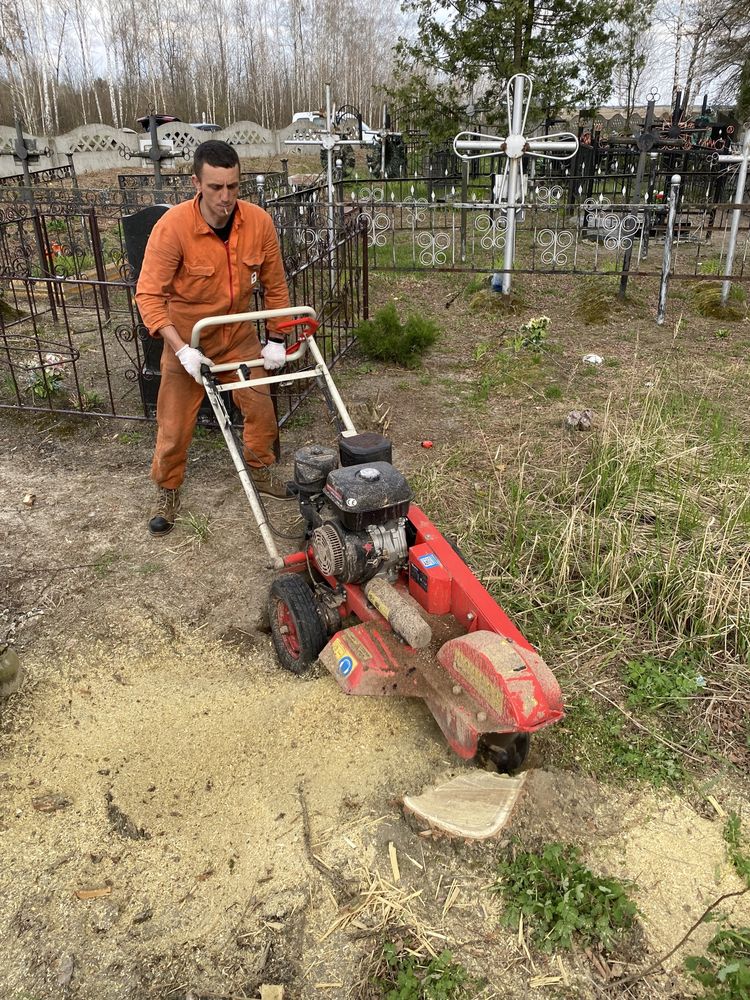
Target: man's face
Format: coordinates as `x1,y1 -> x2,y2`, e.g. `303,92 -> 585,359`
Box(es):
193,163 -> 240,226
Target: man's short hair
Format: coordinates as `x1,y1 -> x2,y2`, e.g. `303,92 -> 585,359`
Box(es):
193,140 -> 239,177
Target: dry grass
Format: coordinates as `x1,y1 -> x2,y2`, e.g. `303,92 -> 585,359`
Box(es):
410,373 -> 750,772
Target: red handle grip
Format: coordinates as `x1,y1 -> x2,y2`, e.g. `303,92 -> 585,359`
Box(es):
275,317 -> 319,339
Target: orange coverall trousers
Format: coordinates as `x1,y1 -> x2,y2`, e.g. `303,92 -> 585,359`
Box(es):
151,328 -> 277,490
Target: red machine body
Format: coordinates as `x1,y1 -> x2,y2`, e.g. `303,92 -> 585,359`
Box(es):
282,503 -> 563,764
197,309 -> 564,772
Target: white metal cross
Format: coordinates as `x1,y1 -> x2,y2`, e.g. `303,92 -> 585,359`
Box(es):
285,83 -> 366,243
715,128 -> 750,306
453,74 -> 579,294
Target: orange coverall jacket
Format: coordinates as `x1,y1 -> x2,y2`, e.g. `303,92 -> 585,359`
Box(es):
135,194 -> 290,353
135,196 -> 290,488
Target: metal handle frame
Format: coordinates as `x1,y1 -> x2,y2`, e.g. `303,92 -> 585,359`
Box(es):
190,306 -> 358,568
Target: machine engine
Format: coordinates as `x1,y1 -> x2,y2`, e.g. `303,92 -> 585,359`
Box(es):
293,443 -> 412,584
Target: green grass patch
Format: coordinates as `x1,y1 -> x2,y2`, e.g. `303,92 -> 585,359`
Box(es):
697,255 -> 723,276
370,938 -> 474,999
410,377 -> 750,774
117,430 -> 143,445
284,409 -> 315,430
575,274 -> 623,325
547,696 -> 687,787
94,550 -> 119,576
691,281 -> 746,320
624,654 -> 705,711
725,813 -> 750,887
469,287 -> 524,315
193,425 -> 228,449
462,347 -> 544,407
493,842 -> 639,953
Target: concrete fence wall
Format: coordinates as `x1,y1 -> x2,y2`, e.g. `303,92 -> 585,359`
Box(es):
0,120 -> 303,179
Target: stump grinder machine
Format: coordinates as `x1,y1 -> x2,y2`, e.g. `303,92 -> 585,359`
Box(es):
193,307 -> 564,772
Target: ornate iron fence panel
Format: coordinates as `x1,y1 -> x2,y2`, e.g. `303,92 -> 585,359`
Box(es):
0,171 -> 290,216
0,208 -> 367,425
340,176 -> 750,284
0,165 -> 74,187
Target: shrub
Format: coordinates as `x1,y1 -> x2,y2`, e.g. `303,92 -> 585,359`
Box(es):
685,926 -> 750,999
354,302 -> 438,367
512,314 -> 550,354
493,842 -> 639,953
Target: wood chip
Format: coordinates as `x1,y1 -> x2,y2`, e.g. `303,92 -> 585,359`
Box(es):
530,975 -> 562,988
707,795 -> 726,818
388,842 -> 400,883
74,886 -> 111,900
22,493 -> 36,507
57,954 -> 74,987
260,987 -> 284,1000
32,793 -> 71,813
442,880 -> 460,918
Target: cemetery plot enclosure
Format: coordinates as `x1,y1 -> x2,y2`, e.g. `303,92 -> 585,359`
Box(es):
0,202 -> 367,425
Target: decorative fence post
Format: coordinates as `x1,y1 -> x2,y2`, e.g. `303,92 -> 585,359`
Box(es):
452,73 -> 578,295
656,174 -> 682,325
460,158 -> 469,263
716,127 -> 750,307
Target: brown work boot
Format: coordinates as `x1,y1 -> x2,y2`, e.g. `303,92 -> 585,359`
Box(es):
250,465 -> 296,500
148,486 -> 181,536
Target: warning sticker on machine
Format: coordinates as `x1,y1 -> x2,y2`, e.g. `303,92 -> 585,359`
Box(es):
410,563 -> 429,591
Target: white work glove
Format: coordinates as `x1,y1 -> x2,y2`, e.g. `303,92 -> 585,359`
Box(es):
175,344 -> 213,383
261,339 -> 287,371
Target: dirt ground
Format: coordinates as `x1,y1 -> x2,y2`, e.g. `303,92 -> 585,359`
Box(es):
2,264 -> 750,1000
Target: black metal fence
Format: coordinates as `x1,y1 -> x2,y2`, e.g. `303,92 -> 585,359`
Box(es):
0,168 -> 291,217
359,131 -> 736,209
0,203 -> 367,426
337,176 -> 750,291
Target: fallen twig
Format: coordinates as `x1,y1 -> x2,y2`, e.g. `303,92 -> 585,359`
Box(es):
590,687 -> 706,764
298,783 -> 356,902
605,887 -> 749,989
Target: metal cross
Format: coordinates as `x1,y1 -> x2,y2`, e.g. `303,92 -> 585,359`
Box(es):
715,127 -> 750,306
1,120 -> 48,206
285,83 -> 367,244
118,111 -> 189,204
453,73 -> 578,294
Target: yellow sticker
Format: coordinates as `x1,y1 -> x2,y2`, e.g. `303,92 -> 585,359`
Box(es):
453,650 -> 505,715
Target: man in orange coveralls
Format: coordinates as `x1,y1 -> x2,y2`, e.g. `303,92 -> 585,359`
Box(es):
136,140 -> 293,537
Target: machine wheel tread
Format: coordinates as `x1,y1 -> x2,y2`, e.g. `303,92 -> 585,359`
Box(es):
268,574 -> 327,675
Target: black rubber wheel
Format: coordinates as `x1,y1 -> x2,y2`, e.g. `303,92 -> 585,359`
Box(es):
478,732 -> 531,774
268,575 -> 327,675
